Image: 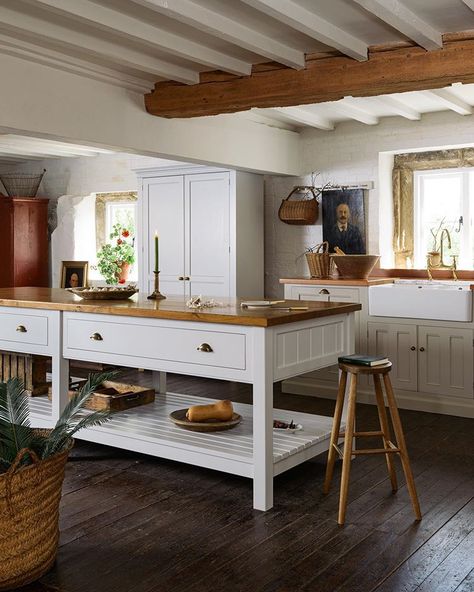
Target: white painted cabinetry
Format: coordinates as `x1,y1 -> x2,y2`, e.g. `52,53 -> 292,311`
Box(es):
368,321 -> 473,399
282,282 -> 474,417
367,322 -> 417,392
137,167 -> 264,298
284,284 -> 365,384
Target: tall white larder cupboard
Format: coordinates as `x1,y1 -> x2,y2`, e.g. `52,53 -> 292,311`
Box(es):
137,167 -> 264,298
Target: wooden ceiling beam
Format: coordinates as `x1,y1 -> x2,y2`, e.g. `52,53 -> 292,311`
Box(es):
145,36 -> 474,118
241,0 -> 368,61
352,0 -> 442,51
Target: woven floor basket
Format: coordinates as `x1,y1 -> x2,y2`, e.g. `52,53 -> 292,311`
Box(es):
0,433 -> 73,590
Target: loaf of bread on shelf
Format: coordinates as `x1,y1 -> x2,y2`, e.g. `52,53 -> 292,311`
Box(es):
186,400 -> 234,422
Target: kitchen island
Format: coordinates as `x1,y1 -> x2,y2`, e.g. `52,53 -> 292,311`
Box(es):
0,288 -> 360,510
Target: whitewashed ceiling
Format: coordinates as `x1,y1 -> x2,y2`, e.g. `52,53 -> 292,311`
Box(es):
2,0 -> 474,162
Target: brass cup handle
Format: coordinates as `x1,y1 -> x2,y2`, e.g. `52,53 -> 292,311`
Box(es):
16,325 -> 27,333
178,276 -> 184,281
319,288 -> 330,295
419,347 -> 425,352
184,276 -> 190,281
410,346 -> 416,351
90,332 -> 103,341
197,343 -> 213,353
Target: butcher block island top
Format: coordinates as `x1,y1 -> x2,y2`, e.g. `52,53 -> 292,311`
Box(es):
0,287 -> 361,327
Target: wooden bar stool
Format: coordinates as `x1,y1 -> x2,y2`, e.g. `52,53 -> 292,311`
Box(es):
323,361 -> 422,525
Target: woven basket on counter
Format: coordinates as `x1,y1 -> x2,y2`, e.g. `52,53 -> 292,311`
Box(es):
278,186 -> 319,225
305,242 -> 331,278
0,432 -> 73,591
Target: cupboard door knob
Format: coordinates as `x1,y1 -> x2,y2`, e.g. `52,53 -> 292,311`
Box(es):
410,346 -> 416,351
16,325 -> 27,333
197,343 -> 213,353
319,289 -> 330,295
419,347 -> 425,352
90,332 -> 103,341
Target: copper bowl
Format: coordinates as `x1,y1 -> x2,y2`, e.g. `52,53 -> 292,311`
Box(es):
331,255 -> 380,279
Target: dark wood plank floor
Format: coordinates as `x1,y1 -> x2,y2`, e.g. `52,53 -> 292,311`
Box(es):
24,370 -> 474,592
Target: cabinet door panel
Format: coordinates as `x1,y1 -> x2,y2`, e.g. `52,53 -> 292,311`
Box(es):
186,173 -> 230,298
146,177 -> 186,297
418,326 -> 473,398
367,322 -> 417,391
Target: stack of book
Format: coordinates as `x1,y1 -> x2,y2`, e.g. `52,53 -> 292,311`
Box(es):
338,354 -> 389,367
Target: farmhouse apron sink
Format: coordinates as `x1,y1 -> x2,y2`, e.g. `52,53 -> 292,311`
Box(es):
368,281 -> 473,322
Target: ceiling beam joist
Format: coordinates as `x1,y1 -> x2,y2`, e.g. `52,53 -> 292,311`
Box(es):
0,33 -> 154,93
241,0 -> 368,61
332,98 -> 379,125
145,37 -> 474,118
462,1 -> 474,12
132,0 -> 305,70
353,0 -> 442,51
32,0 -> 251,76
376,96 -> 421,120
427,88 -> 473,115
0,5 -> 199,84
272,107 -> 334,130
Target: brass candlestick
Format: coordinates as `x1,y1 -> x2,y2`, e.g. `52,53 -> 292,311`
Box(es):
147,271 -> 166,300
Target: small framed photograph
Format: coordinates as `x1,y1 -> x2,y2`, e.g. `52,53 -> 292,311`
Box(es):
322,188 -> 367,254
61,261 -> 89,289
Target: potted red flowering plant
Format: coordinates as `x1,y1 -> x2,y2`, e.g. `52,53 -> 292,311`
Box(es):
97,224 -> 135,284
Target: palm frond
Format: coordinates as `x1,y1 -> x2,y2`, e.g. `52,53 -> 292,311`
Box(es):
40,371 -> 116,459
0,379 -> 34,464
42,410 -> 111,459
52,371 -> 116,432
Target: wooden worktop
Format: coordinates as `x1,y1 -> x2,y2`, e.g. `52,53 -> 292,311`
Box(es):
0,288 -> 361,327
279,277 -> 395,286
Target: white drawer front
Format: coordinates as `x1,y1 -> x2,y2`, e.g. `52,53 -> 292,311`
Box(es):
65,318 -> 247,370
0,311 -> 49,346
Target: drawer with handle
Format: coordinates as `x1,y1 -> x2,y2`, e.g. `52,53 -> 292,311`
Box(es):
64,317 -> 247,370
0,311 -> 49,346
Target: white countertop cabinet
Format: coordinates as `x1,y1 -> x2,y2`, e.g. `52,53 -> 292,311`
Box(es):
0,294 -> 357,511
283,282 -> 474,418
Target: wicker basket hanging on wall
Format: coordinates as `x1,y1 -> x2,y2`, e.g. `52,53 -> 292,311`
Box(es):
278,186 -> 319,225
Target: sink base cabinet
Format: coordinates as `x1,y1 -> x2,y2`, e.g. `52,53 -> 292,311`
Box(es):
282,283 -> 474,418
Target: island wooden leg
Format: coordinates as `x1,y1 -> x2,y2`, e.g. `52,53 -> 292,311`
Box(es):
253,329 -> 274,511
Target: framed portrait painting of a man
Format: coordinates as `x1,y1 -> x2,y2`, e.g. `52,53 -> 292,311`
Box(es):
60,261 -> 89,289
322,188 -> 366,254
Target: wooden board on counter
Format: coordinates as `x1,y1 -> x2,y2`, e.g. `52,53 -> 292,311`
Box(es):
279,277 -> 395,286
0,288 -> 361,327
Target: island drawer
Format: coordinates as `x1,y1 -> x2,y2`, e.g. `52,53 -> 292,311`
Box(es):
64,316 -> 247,370
0,310 -> 49,347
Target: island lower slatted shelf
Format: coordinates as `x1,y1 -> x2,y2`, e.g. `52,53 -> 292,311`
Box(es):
30,392 -> 336,478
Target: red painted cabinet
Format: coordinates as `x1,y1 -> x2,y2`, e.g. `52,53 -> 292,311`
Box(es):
0,197 -> 49,288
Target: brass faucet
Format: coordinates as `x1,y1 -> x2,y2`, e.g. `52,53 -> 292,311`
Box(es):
440,228 -> 451,267
426,228 -> 458,280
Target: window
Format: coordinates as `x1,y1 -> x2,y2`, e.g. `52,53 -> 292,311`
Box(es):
414,168 -> 472,269
94,191 -> 138,282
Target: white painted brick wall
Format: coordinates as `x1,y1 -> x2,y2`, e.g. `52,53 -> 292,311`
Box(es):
265,110 -> 474,297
